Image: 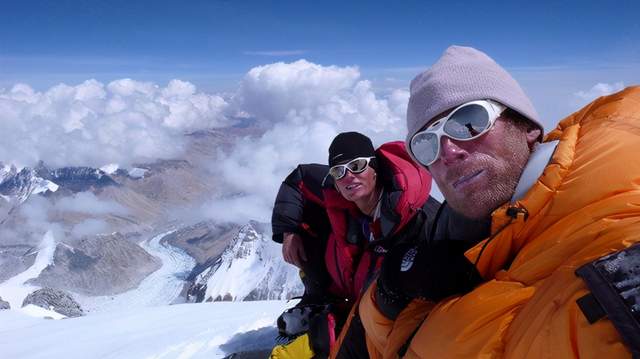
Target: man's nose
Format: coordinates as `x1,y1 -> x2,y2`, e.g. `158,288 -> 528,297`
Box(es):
439,137 -> 468,165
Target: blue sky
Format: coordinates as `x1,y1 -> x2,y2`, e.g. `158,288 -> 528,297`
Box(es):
1,0 -> 639,122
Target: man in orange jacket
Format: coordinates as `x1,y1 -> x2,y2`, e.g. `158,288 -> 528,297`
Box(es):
359,45 -> 640,358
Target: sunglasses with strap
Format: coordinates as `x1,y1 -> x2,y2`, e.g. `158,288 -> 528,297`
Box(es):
328,157 -> 375,180
409,99 -> 506,166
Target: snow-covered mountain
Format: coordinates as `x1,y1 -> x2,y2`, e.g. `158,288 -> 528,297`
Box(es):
37,165 -> 118,194
189,221 -> 302,302
0,163 -> 127,209
0,165 -> 59,204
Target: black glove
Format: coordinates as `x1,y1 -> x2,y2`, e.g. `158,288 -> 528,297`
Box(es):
276,303 -> 334,358
375,239 -> 483,319
277,303 -> 329,339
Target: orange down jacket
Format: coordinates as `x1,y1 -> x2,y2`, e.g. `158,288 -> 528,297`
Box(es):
359,86 -> 640,358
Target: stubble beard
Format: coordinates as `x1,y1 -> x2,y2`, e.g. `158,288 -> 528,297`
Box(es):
442,131 -> 532,221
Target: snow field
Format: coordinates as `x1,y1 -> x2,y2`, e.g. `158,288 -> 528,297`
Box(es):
0,300 -> 293,359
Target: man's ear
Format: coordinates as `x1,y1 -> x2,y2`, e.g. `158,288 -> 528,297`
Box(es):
526,126 -> 542,150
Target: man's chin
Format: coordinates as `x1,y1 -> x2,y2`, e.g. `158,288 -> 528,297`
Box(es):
446,195 -> 494,221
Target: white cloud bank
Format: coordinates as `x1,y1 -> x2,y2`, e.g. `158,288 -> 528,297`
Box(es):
206,60 -> 410,222
55,191 -> 129,216
0,191 -> 132,245
0,79 -> 230,168
1,59 -> 414,224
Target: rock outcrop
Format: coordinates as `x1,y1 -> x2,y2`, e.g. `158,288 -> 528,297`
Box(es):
22,288 -> 83,317
0,296 -> 10,310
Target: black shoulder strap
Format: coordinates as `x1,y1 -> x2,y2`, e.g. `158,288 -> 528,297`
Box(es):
575,243 -> 640,356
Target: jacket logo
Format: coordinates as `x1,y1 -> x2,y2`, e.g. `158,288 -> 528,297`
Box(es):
374,245 -> 388,254
400,247 -> 417,272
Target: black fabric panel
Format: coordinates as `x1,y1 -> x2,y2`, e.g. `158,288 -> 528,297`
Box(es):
422,196 -> 441,219
271,164 -> 330,243
433,203 -> 491,246
380,237 -> 483,303
372,198 -> 440,320
576,293 -> 606,324
298,231 -> 333,306
346,215 -> 366,245
379,190 -> 400,238
421,196 -> 441,240
308,311 -> 331,359
272,166 -> 306,242
294,163 -> 330,199
575,244 -> 640,356
374,277 -> 411,320
334,313 -> 370,359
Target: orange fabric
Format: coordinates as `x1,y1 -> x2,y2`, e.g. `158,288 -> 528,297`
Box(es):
359,282 -> 433,359
364,87 -> 640,358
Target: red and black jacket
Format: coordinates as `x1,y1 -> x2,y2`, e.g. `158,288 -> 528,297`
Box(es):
271,141 -> 439,301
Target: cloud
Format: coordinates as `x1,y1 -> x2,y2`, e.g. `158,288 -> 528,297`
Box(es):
1,59 -> 416,225
201,194 -> 274,224
0,79 -> 230,168
207,60 -> 410,222
574,82 -> 625,104
55,192 -> 129,216
71,218 -> 109,238
243,50 -> 308,56
0,196 -> 64,246
0,191 -> 131,245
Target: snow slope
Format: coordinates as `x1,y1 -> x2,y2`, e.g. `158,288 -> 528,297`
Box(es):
0,231 -> 56,308
76,230 -> 195,312
0,300 -> 293,359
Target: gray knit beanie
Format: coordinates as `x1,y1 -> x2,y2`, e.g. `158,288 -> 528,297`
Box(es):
406,46 -> 542,150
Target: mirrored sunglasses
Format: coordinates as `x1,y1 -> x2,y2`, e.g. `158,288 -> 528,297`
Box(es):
328,157 -> 375,180
409,99 -> 506,166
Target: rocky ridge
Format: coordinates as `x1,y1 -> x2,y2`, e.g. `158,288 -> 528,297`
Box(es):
22,288 -> 83,317
29,233 -> 161,296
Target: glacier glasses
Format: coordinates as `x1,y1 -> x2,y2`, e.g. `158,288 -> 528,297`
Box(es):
328,157 -> 375,181
409,99 -> 506,166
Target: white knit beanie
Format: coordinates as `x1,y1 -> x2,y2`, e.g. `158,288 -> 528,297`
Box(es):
406,46 -> 542,150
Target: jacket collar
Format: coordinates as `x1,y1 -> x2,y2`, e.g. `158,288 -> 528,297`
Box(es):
511,140 -> 559,203
465,139 -> 566,279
